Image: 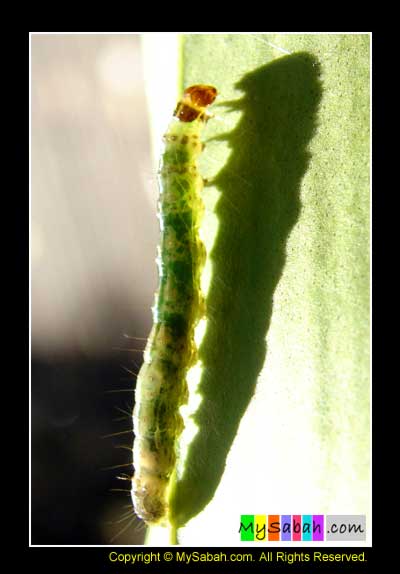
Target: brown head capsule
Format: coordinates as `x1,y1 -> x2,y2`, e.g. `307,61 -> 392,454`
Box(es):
174,84 -> 217,123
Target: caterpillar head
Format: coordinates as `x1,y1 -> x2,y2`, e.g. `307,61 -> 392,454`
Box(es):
174,85 -> 217,123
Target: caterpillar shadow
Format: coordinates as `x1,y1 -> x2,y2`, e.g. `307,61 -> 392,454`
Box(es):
170,52 -> 322,527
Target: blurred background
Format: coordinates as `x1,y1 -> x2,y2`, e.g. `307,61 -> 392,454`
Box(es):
31,33 -> 159,544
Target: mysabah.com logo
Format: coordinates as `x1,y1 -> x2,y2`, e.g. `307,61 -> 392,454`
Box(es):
239,515 -> 366,542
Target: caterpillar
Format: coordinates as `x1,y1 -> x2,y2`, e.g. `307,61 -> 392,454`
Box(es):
131,85 -> 217,526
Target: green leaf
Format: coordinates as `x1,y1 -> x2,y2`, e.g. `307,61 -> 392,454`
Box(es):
143,33 -> 370,545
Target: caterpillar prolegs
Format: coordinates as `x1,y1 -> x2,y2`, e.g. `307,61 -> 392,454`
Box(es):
131,85 -> 217,526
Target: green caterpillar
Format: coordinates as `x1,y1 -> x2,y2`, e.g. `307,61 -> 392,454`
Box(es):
131,85 -> 217,526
